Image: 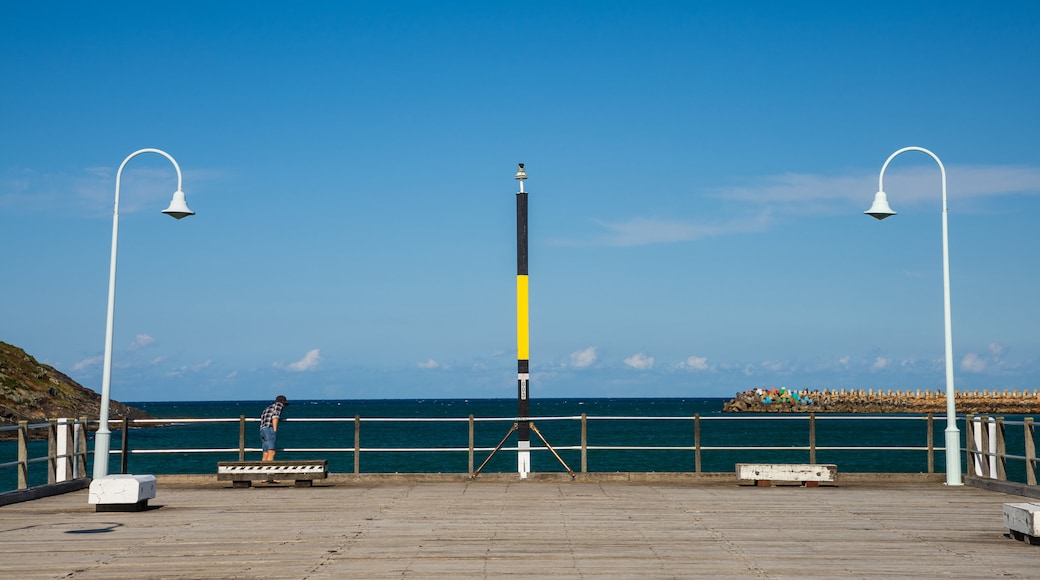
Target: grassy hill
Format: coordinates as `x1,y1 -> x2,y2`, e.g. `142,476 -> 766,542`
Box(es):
0,341 -> 152,433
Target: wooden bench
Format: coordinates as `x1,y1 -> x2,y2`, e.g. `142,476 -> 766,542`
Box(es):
736,463 -> 837,487
1003,502 -> 1040,545
217,460 -> 328,488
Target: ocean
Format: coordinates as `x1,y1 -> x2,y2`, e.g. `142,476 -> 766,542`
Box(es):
5,397 -> 1028,491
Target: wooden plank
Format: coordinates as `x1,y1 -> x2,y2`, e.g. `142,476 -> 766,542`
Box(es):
0,480 -> 1036,578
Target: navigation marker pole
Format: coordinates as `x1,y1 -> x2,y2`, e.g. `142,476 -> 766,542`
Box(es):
471,164 -> 571,480
515,163 -> 531,478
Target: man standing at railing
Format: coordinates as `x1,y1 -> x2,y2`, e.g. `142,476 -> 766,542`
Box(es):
260,395 -> 289,462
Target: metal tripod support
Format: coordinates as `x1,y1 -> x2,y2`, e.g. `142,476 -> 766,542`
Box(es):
471,422 -> 575,479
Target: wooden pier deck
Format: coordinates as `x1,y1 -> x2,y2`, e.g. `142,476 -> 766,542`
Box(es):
1,474 -> 1037,578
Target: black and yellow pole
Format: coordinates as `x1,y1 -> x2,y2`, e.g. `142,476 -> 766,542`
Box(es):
515,163 -> 531,478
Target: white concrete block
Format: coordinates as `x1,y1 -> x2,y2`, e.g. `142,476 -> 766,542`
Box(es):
1003,502 -> 1040,540
88,474 -> 157,508
736,463 -> 837,482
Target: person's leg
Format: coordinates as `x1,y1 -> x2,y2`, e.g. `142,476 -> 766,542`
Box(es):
260,427 -> 275,461
260,427 -> 279,481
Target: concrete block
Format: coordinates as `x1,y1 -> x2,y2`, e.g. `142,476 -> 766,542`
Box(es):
736,463 -> 837,486
1003,502 -> 1040,545
88,474 -> 156,512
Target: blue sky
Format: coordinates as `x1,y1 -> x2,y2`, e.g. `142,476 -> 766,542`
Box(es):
2,1 -> 1039,402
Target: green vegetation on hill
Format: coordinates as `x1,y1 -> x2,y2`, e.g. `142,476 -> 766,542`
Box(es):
0,341 -> 152,434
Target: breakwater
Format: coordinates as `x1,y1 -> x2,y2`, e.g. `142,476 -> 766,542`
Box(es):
723,388 -> 1040,414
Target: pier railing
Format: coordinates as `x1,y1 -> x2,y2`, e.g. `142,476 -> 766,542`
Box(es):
4,413 -> 1038,493
965,414 -> 1039,495
0,418 -> 89,492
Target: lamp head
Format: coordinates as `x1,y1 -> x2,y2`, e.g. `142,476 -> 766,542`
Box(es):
514,163 -> 527,181
162,189 -> 195,220
865,191 -> 896,221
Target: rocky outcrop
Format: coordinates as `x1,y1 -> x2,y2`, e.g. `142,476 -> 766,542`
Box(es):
0,341 -> 152,437
724,387 -> 1040,414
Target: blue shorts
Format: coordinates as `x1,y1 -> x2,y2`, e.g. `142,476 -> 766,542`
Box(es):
260,427 -> 277,452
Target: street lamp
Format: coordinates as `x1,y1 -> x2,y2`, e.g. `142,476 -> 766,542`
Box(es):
93,148 -> 194,479
865,146 -> 962,486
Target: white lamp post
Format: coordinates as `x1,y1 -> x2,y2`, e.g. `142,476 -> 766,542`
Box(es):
865,146 -> 962,486
93,148 -> 194,479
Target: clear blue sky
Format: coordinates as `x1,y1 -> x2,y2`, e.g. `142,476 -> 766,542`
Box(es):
2,1 -> 1038,402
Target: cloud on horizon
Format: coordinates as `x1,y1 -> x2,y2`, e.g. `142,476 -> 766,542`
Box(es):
129,333 -> 155,350
624,352 -> 654,370
569,347 -> 597,369
417,358 -> 442,369
286,349 -> 322,372
677,355 -> 709,371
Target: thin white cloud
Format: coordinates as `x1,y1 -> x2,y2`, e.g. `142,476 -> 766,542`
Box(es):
624,352 -> 654,370
71,355 -> 102,372
714,165 -> 1040,207
960,342 -> 1006,374
1,164 -> 224,217
166,358 -> 212,377
759,360 -> 792,373
417,358 -> 441,369
872,357 -> 892,371
961,352 -> 987,373
988,342 -> 1005,357
129,333 -> 155,350
569,347 -> 598,369
287,349 -> 322,372
677,355 -> 709,371
555,164 -> 1040,248
582,212 -> 773,247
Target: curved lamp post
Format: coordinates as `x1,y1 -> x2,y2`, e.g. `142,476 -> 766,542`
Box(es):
93,148 -> 194,479
865,146 -> 962,486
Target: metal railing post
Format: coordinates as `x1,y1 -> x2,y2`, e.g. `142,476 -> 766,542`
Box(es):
120,417 -> 129,474
77,417 -> 88,478
239,415 -> 246,461
926,413 -> 934,474
694,413 -> 701,473
354,414 -> 361,474
964,414 -> 976,476
980,415 -> 991,478
580,413 -> 588,473
62,417 -> 74,481
17,421 -> 28,490
809,412 -> 816,464
995,416 -> 1007,481
47,419 -> 58,485
1025,417 -> 1036,486
468,414 -> 475,475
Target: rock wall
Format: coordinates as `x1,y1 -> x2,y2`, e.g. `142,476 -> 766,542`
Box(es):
723,387 -> 1040,414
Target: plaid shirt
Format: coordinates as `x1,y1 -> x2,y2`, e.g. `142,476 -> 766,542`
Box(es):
259,401 -> 284,430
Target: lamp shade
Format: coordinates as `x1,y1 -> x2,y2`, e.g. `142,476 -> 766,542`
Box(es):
865,191 -> 896,220
162,190 -> 195,220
